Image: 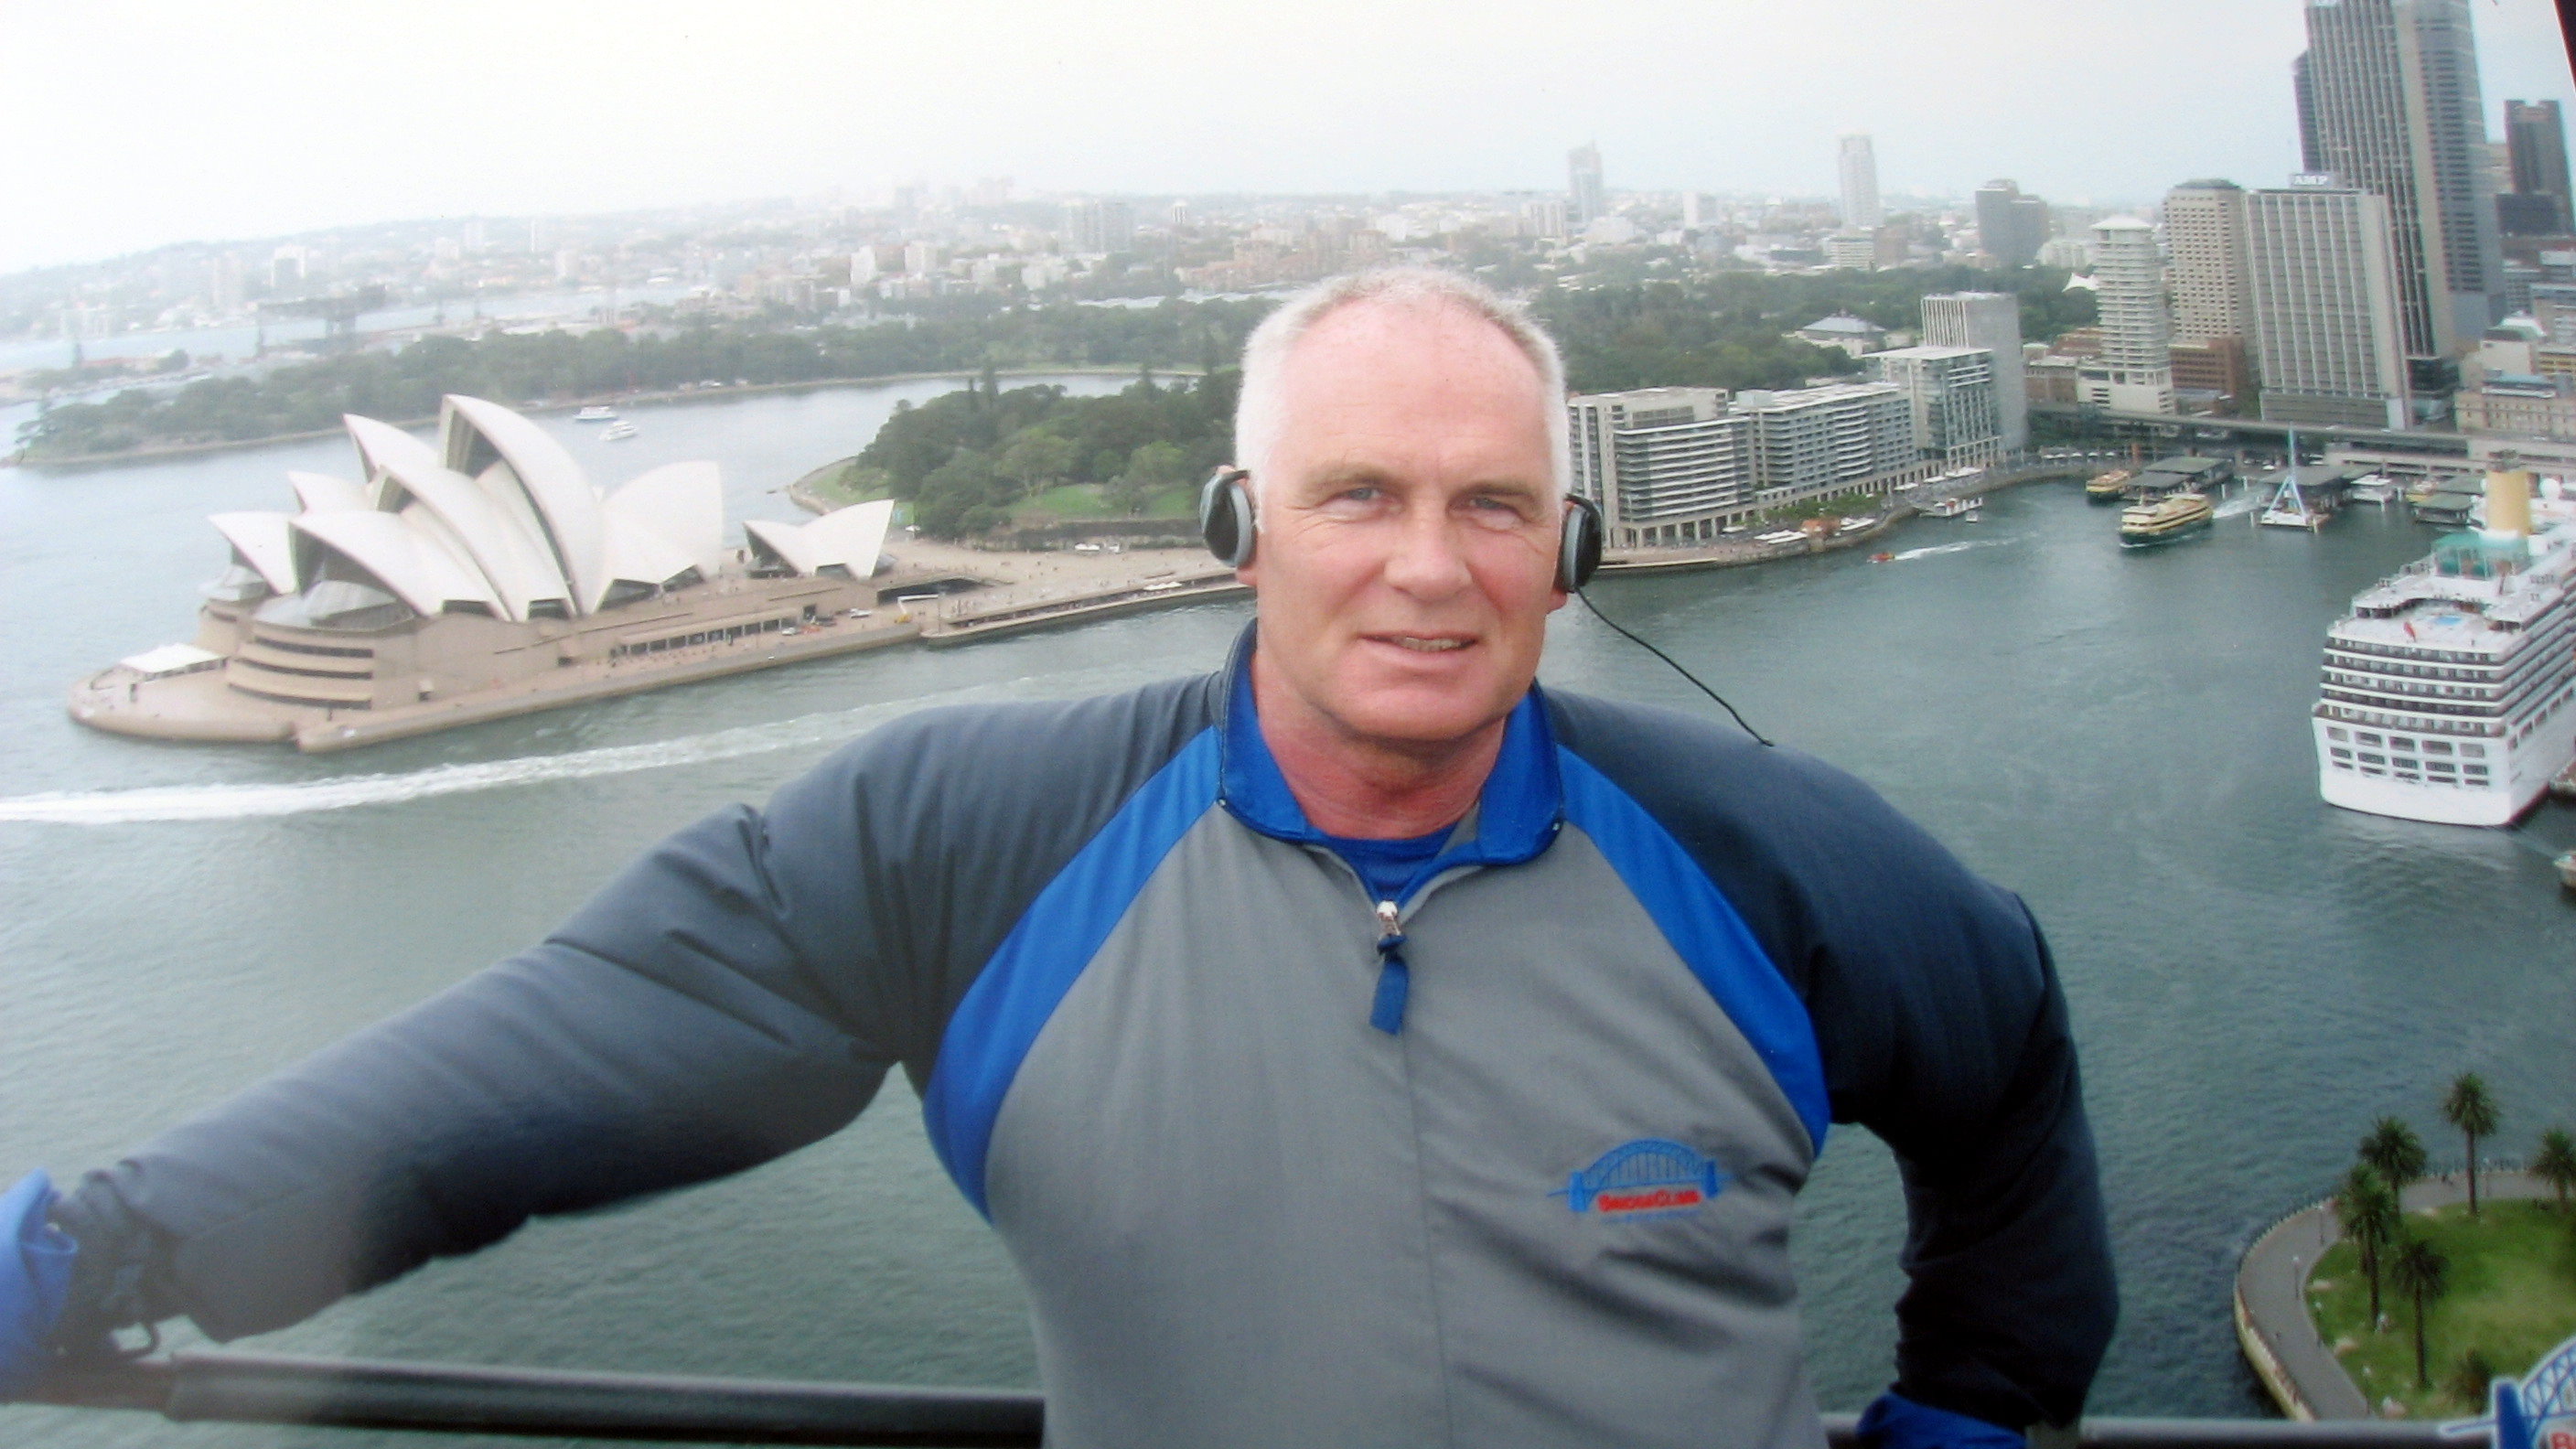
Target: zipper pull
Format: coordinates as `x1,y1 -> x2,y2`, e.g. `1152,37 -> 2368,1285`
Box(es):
1369,899 -> 1411,1036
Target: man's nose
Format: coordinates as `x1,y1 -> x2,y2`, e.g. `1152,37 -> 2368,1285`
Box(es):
1381,506 -> 1474,598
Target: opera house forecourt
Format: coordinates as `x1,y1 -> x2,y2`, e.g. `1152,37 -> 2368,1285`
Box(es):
67,396 -> 924,752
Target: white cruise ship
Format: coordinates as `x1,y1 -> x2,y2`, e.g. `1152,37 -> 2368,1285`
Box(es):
2315,469 -> 2576,826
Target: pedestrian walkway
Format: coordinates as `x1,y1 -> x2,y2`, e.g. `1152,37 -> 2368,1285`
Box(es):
2236,1169 -> 2543,1421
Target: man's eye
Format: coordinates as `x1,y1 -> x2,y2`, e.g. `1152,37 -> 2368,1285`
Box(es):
1318,487 -> 1382,512
1464,495 -> 1530,527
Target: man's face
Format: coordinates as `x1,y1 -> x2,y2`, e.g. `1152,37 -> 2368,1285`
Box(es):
1241,299 -> 1565,754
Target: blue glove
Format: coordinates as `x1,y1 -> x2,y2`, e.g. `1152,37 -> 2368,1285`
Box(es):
1857,1392 -> 2027,1449
1,1171 -> 77,1397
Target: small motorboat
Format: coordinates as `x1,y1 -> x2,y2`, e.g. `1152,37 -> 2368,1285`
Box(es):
1870,552 -> 1895,564
574,405 -> 618,423
2557,851 -> 2576,892
601,420 -> 639,441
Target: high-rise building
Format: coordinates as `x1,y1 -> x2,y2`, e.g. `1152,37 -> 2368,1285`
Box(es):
2078,218 -> 2175,414
2245,179 -> 2411,429
1920,292 -> 2028,449
1568,143 -> 1606,228
1866,347 -> 2004,467
1839,134 -> 1883,231
2503,100 -> 2574,236
1062,199 -> 1136,254
2294,52 -> 2325,172
1737,383 -> 1921,501
2163,181 -> 2257,350
1973,180 -> 2049,267
2302,0 -> 2503,357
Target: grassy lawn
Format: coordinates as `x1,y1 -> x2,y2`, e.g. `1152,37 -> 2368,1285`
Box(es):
2307,1199 -> 2576,1418
1012,481 -> 1198,526
806,460 -> 893,508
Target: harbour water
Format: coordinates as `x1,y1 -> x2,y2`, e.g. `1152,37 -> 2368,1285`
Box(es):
6,396 -> 2576,1446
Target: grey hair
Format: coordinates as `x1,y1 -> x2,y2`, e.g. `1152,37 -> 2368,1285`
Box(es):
1231,267 -> 1571,499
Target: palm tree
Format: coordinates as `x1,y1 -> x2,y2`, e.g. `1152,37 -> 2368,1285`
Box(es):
2340,1163 -> 2401,1326
2536,1127 -> 2576,1212
2389,1235 -> 2450,1389
2361,1117 -> 2429,1193
2442,1074 -> 2501,1217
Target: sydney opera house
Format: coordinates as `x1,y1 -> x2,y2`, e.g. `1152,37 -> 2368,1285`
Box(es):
70,396 -> 914,751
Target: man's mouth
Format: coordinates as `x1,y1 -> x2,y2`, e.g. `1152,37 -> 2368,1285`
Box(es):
1372,635 -> 1473,653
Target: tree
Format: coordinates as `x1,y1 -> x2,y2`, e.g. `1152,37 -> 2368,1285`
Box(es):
1108,440 -> 1191,515
2535,1127 -> 2576,1212
2448,1347 -> 2497,1411
2361,1117 -> 2429,1194
994,430 -> 1078,501
2389,1236 -> 2450,1388
2442,1074 -> 2501,1217
2339,1164 -> 2400,1327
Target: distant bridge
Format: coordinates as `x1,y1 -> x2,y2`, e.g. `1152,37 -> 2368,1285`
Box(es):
2030,402 -> 2469,456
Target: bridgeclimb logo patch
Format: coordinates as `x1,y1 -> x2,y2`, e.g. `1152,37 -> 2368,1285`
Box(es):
1551,1139 -> 1727,1219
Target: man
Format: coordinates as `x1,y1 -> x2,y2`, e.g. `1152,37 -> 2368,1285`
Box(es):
3,269 -> 2113,1448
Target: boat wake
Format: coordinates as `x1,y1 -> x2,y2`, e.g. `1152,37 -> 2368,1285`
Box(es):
1890,540 -> 2004,562
0,678 -> 1094,826
2214,495 -> 2262,520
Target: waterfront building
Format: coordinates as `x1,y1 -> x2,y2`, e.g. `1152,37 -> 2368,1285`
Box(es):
1569,142 -> 1607,228
2163,181 -> 2259,386
2301,0 -> 2504,357
1566,381 -> 1927,546
1735,381 -> 1925,505
2246,179 -> 2412,429
2078,218 -> 2175,415
1921,291 -> 2028,449
1567,388 -> 1754,546
69,398 -> 907,753
1973,180 -> 2049,267
2456,372 -> 2576,439
2502,100 -> 2574,237
1867,347 -> 2003,468
1839,134 -> 1883,231
1061,199 -> 1135,255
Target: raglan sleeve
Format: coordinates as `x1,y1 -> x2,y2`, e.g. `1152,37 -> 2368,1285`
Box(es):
37,737 -> 918,1351
1796,801 -> 2117,1440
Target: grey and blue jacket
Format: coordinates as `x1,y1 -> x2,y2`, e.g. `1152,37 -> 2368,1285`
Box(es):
48,632 -> 2114,1449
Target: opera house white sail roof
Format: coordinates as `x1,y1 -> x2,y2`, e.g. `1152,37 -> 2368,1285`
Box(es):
211,396 -> 894,629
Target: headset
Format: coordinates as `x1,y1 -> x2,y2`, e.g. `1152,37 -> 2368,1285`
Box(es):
1197,467 -> 1771,745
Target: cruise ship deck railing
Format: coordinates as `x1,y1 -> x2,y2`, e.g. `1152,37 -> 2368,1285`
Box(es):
23,1350 -> 2486,1447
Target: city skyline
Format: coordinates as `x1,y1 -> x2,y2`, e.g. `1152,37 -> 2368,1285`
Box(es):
6,0 -> 2575,275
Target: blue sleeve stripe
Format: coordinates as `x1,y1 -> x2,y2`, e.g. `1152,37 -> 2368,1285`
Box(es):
1556,748 -> 1832,1155
922,727 -> 1223,1218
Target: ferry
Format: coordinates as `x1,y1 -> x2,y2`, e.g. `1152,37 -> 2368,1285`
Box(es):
574,405 -> 618,423
2118,492 -> 2214,548
2086,469 -> 2135,503
601,420 -> 639,441
2314,468 -> 2576,826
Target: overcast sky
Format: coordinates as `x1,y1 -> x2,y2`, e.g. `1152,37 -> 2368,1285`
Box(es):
5,0 -> 2574,274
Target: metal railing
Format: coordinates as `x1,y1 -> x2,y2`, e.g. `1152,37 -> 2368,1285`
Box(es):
21,1350 -> 2486,1448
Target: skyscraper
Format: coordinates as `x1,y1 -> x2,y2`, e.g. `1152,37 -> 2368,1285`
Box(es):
1866,348 -> 2003,467
2078,218 -> 2174,414
2502,100 -> 2573,236
2302,0 -> 2503,357
1568,143 -> 1606,228
2294,52 -> 2325,172
1921,292 -> 2027,449
1838,134 -> 1883,231
1973,180 -> 2050,267
2163,181 -> 2259,374
2246,179 -> 2411,429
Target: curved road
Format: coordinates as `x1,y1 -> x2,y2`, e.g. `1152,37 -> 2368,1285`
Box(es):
2237,1169 -> 2545,1420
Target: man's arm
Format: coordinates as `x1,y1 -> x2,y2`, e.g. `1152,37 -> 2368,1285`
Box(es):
40,794 -> 896,1349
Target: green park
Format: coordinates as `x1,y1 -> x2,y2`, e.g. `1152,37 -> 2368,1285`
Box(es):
2303,1076 -> 2576,1419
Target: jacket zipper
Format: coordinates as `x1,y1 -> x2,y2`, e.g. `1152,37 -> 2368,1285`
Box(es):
1368,896 -> 1411,1036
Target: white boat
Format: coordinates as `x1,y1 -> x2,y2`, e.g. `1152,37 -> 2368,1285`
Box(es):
2259,466 -> 2330,530
601,420 -> 639,441
2314,469 -> 2576,826
574,405 -> 618,423
1922,496 -> 1983,519
2345,474 -> 2399,505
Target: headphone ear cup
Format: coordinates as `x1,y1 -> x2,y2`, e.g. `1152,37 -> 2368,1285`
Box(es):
1559,496 -> 1604,592
1199,469 -> 1256,567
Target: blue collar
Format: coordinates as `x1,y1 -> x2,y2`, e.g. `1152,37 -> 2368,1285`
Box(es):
1215,624 -> 1563,871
